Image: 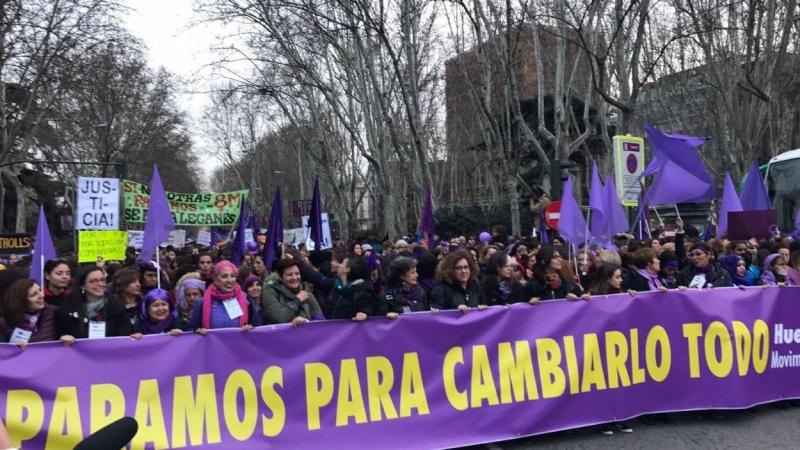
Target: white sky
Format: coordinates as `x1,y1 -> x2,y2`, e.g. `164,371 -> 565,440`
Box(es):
122,0 -> 228,187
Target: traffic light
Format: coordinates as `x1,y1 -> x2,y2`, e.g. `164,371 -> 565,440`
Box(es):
549,159 -> 578,200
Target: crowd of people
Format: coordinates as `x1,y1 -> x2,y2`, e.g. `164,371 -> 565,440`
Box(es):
1,217 -> 798,435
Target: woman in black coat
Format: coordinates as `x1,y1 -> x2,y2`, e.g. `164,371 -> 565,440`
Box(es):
481,252 -> 526,305
56,266 -> 132,344
524,246 -> 586,303
430,249 -> 488,313
332,257 -> 378,321
380,256 -> 431,318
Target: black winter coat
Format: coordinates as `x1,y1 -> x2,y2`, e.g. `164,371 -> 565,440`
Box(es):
523,274 -> 583,301
430,279 -> 487,310
379,285 -> 430,315
677,264 -> 733,288
332,280 -> 378,319
56,296 -> 132,339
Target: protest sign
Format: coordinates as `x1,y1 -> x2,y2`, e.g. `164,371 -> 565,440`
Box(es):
302,212 -> 332,250
76,177 -> 120,230
283,228 -> 304,246
162,229 -> 186,248
122,180 -> 248,226
197,230 -> 212,247
2,287 -> 798,450
612,135 -> 645,207
78,230 -> 127,262
0,234 -> 32,255
127,230 -> 144,249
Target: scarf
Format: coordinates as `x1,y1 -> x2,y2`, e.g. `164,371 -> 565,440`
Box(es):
635,268 -> 664,291
142,315 -> 174,335
201,283 -> 249,329
418,278 -> 436,293
386,285 -> 424,308
497,281 -> 512,302
17,311 -> 40,332
85,298 -> 106,321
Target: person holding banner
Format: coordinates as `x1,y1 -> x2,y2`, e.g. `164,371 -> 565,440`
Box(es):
0,279 -> 57,346
191,261 -> 260,334
197,254 -> 214,287
111,268 -> 143,330
262,258 -> 324,326
627,248 -> 669,292
56,266 -> 132,343
676,243 -> 733,289
481,252 -> 525,305
175,274 -> 206,324
380,256 -> 430,318
43,259 -> 71,307
524,246 -> 586,303
131,289 -> 186,336
760,253 -> 793,286
430,249 -> 488,312
331,257 -> 377,321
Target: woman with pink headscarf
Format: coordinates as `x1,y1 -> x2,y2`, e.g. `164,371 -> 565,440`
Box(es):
190,261 -> 262,334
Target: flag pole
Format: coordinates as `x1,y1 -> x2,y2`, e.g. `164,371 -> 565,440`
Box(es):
673,203 -> 682,221
584,208 -> 591,254
156,248 -> 161,290
40,254 -> 44,287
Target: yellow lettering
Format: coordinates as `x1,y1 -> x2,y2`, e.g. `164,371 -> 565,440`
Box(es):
605,331 -> 631,389
580,333 -> 607,393
443,347 -> 468,411
753,319 -> 769,373
223,370 -> 258,441
131,379 -> 169,450
45,387 -> 83,450
562,335 -> 580,394
732,321 -> 752,376
704,321 -> 733,378
630,329 -> 645,384
5,390 -> 44,448
498,341 -> 539,403
366,356 -> 399,421
536,338 -> 566,398
90,384 -> 125,433
260,366 -> 285,437
470,345 -> 499,407
336,359 -> 368,426
305,362 -> 334,430
171,374 -> 221,447
683,323 -> 703,378
399,353 -> 429,417
646,325 -> 671,382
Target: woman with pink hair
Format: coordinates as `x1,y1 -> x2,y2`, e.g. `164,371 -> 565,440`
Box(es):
190,261 -> 261,334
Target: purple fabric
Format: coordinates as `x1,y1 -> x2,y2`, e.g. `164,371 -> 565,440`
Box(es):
739,159 -> 772,211
30,206 -> 56,286
717,172 -> 744,239
2,288 -> 800,449
309,176 -> 324,250
557,176 -> 587,247
603,173 -> 629,240
635,267 -> 663,290
588,162 -> 607,243
140,165 -> 176,263
263,188 -> 284,272
418,185 -> 435,250
230,201 -> 248,266
140,288 -> 176,334
642,124 -> 715,205
634,191 -> 651,240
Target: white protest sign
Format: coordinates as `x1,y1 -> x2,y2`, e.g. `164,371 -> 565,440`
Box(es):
244,229 -> 255,244
282,228 -> 305,246
302,213 -> 333,250
76,177 -> 120,230
162,229 -> 186,248
197,230 -> 212,247
127,230 -> 144,250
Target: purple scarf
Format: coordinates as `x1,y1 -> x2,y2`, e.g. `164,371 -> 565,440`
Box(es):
635,268 -> 664,291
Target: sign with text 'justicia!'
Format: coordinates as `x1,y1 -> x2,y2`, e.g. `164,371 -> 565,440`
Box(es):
122,180 -> 248,226
2,287 -> 800,450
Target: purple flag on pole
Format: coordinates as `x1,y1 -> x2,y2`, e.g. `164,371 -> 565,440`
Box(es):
634,191 -> 651,241
643,124 -> 715,205
557,176 -> 587,246
739,159 -> 772,211
418,186 -> 435,250
140,165 -> 175,263
588,162 -> 607,243
308,176 -> 324,250
30,206 -> 56,286
230,200 -> 248,266
717,172 -> 743,239
263,188 -> 284,272
603,173 -> 629,238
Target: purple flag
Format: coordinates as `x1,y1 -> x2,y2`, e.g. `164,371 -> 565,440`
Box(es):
557,176 -> 587,246
739,159 -> 772,211
308,176 -> 324,250
30,206 -> 56,286
263,188 -> 284,272
230,200 -> 248,266
140,165 -> 175,263
634,191 -> 651,241
418,186 -> 435,250
717,172 -> 743,239
588,162 -> 607,243
643,124 -> 715,205
795,208 -> 800,232
603,173 -> 629,238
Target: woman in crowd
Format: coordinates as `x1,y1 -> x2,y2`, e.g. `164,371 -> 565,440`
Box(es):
430,249 -> 488,312
381,256 -> 430,318
132,288 -> 186,336
111,268 -> 143,330
786,250 -> 800,286
576,249 -> 596,290
760,253 -> 792,286
627,248 -> 668,292
481,252 -> 525,305
191,260 -> 260,334
175,275 -> 206,324
676,242 -> 733,288
719,254 -> 753,287
252,255 -> 268,280
43,259 -> 71,306
589,263 -> 626,296
350,242 -> 364,257
415,251 -> 438,297
0,279 -> 57,345
56,266 -> 131,343
658,252 -> 680,289
524,246 -> 585,303
242,275 -> 264,317
332,257 -> 377,321
262,258 -> 324,325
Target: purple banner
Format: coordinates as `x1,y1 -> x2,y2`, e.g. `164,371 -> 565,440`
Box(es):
2,287 -> 800,449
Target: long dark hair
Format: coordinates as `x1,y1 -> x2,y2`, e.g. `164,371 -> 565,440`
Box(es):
482,252 -> 510,299
1,279 -> 36,326
589,263 -> 621,295
533,246 -> 565,283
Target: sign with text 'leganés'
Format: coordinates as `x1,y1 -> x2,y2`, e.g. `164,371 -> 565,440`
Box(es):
122,180 -> 247,227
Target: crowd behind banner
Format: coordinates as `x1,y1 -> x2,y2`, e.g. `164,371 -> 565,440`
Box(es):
1,217 -> 799,436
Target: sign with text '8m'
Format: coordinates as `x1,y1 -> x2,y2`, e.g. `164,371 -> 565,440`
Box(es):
1,287 -> 799,450
122,180 -> 247,227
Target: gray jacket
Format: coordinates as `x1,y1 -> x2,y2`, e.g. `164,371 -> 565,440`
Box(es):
261,282 -> 324,324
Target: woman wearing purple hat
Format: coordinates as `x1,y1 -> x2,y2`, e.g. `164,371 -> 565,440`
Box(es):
131,289 -> 187,337
760,253 -> 792,286
718,254 -> 753,287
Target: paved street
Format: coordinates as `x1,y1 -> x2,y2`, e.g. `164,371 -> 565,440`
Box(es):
462,404 -> 800,449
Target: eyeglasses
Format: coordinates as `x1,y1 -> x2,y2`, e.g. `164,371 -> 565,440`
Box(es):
454,265 -> 470,271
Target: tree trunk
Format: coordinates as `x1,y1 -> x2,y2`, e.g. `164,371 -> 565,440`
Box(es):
508,178 -> 521,236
